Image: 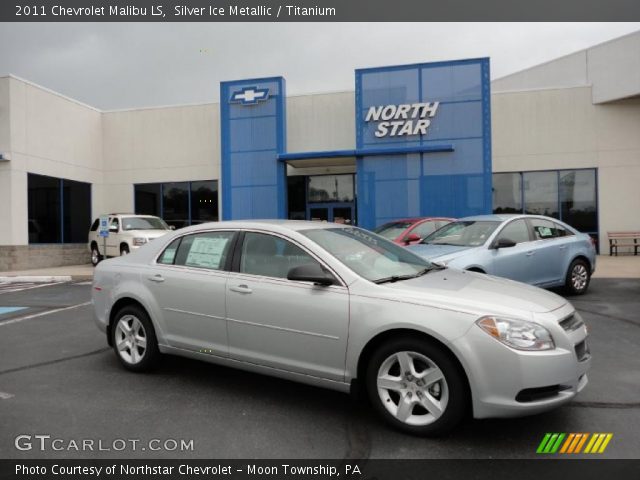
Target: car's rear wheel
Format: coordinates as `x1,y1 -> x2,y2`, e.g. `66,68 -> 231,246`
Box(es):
90,245 -> 102,266
565,258 -> 591,295
366,337 -> 467,436
112,305 -> 160,372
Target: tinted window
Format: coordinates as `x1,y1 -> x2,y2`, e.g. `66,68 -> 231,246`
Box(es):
174,232 -> 234,270
63,179 -> 91,243
524,171 -> 559,218
135,183 -> 161,216
163,182 -> 189,229
496,219 -> 530,244
531,218 -> 558,240
492,173 -> 523,214
559,169 -> 596,233
191,181 -> 219,224
90,219 -> 99,232
240,233 -> 319,279
411,221 -> 438,239
27,173 -> 61,243
158,237 -> 182,265
308,175 -> 354,203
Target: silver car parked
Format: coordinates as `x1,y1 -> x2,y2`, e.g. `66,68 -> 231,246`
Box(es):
92,220 -> 591,435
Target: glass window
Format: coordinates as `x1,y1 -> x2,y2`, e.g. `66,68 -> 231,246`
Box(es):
524,171 -> 559,218
411,221 -> 438,239
560,169 -> 597,233
90,218 -> 99,232
496,219 -> 530,244
240,232 -> 319,279
423,221 -> 501,247
302,227 -> 432,283
174,232 -> 234,270
121,216 -> 169,231
554,222 -> 574,237
27,173 -> 61,243
158,237 -> 182,265
374,222 -> 413,240
163,182 -> 189,229
191,181 -> 219,224
110,218 -> 119,232
135,183 -> 162,216
63,179 -> 91,243
530,218 -> 558,240
287,176 -> 306,220
308,175 -> 354,203
492,173 -> 523,214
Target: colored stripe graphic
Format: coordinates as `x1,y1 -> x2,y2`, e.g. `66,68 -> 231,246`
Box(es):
538,433 -> 613,454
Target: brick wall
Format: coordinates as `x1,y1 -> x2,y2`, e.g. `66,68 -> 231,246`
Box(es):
0,244 -> 89,271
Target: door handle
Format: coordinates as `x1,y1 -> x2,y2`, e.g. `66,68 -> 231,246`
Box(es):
147,274 -> 165,283
559,245 -> 567,250
526,251 -> 535,257
230,284 -> 252,294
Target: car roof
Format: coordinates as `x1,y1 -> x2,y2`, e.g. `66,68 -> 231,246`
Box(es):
457,214 -> 565,223
381,217 -> 454,224
174,219 -> 350,235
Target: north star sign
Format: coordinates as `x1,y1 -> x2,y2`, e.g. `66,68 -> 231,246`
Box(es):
365,102 -> 439,137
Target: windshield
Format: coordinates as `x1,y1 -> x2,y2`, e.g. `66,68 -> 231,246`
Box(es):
301,227 -> 435,283
373,222 -> 413,240
421,220 -> 500,247
121,217 -> 169,231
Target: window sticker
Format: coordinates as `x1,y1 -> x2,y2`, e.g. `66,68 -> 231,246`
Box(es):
537,226 -> 553,238
185,236 -> 228,269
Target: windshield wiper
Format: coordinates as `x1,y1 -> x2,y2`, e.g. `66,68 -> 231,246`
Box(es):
373,267 -> 435,284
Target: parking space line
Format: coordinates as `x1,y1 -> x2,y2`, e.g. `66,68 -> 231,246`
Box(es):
0,392 -> 14,400
0,282 -> 66,294
0,301 -> 91,326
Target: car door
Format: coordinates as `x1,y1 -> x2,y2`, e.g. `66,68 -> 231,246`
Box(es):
105,217 -> 120,257
489,218 -> 535,283
526,218 -> 565,286
143,230 -> 236,355
225,231 -> 350,382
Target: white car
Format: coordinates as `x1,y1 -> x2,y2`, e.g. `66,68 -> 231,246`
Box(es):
88,214 -> 171,266
92,220 -> 590,435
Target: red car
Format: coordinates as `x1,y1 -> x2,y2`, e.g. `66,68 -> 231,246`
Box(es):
373,217 -> 454,245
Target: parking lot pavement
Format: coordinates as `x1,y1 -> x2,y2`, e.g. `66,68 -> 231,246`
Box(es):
0,279 -> 638,459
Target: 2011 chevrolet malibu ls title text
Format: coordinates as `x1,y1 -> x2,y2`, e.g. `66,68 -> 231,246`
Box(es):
92,220 -> 591,435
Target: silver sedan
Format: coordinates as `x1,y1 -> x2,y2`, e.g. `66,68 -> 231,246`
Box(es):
92,220 -> 591,435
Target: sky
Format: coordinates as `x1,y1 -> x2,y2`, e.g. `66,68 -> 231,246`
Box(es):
1,22 -> 639,110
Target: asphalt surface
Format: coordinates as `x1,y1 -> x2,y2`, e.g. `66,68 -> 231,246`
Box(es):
0,278 -> 638,459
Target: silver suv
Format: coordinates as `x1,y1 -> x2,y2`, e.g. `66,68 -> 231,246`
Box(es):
88,214 -> 171,266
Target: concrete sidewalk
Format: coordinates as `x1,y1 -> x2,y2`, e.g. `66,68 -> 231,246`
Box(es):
0,255 -> 638,283
0,263 -> 94,282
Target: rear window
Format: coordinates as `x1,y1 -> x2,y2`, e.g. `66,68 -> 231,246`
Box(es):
373,222 -> 413,241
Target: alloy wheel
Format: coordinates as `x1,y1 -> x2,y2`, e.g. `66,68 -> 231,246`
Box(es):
571,264 -> 588,292
115,315 -> 147,364
376,351 -> 449,426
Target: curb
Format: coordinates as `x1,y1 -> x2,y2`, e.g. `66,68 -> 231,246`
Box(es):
0,275 -> 73,283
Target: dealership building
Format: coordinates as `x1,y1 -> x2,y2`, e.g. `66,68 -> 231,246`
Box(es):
1,30 -> 639,270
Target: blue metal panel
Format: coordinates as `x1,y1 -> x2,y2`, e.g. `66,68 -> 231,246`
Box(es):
355,58 -> 492,230
220,77 -> 286,220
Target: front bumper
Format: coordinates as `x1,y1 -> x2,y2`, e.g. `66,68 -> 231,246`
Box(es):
452,304 -> 591,419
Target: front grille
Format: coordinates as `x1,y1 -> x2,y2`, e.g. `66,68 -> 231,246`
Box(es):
516,385 -> 562,403
559,313 -> 584,332
575,340 -> 590,362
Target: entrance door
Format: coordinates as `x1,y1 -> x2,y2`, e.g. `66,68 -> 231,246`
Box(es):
307,202 -> 355,225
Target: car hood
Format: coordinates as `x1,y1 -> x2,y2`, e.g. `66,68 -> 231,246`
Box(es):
378,268 -> 567,315
407,243 -> 473,260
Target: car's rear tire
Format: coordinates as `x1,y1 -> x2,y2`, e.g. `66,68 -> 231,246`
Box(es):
111,305 -> 160,372
120,244 -> 130,256
565,258 -> 591,295
366,337 -> 468,436
91,244 -> 102,266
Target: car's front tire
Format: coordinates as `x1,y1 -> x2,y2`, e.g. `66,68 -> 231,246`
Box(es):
366,337 -> 468,436
90,244 -> 102,266
565,258 -> 591,295
120,244 -> 130,256
111,305 -> 160,372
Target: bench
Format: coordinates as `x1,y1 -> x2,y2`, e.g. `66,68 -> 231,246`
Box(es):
608,231 -> 640,256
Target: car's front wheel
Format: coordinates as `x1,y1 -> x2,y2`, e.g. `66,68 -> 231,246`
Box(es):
90,245 -> 102,266
366,337 -> 468,436
565,258 -> 591,295
111,305 -> 160,372
120,244 -> 130,256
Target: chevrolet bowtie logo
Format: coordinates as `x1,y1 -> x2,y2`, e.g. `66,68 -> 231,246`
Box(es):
230,86 -> 269,105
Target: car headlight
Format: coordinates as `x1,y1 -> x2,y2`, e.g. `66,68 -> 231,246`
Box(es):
476,316 -> 555,351
132,237 -> 147,246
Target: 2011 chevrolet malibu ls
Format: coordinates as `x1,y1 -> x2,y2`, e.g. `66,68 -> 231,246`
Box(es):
92,220 -> 591,435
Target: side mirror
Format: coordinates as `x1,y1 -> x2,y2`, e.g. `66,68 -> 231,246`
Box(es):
287,263 -> 335,286
404,233 -> 421,244
493,238 -> 516,249
169,225 -> 176,230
